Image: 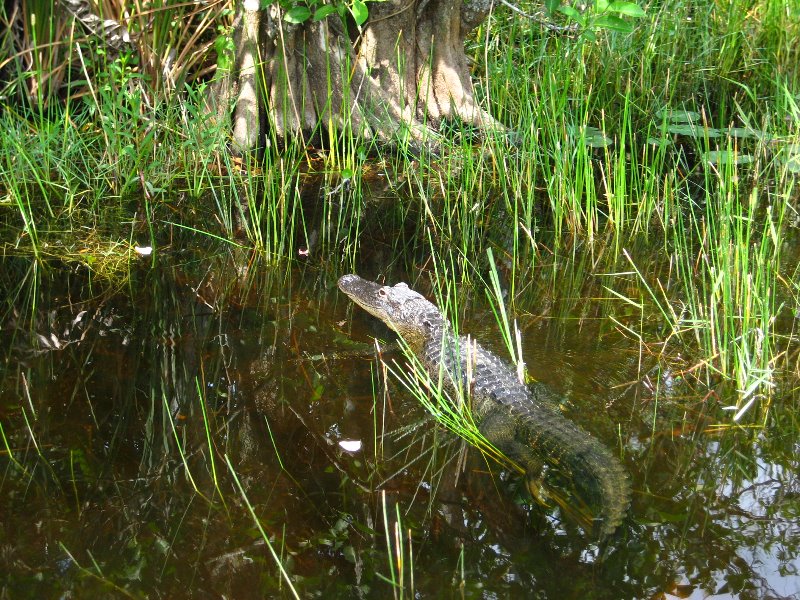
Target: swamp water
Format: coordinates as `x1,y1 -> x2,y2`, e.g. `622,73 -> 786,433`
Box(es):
1,190 -> 799,599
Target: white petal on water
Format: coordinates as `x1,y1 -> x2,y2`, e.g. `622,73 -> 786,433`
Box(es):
338,440 -> 362,452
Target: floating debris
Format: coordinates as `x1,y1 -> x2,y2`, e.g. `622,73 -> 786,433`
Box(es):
338,439 -> 362,452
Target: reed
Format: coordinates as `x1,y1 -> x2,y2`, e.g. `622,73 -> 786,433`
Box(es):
1,0 -> 797,423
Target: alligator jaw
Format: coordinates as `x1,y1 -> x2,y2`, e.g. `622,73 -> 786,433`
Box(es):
338,274 -> 444,351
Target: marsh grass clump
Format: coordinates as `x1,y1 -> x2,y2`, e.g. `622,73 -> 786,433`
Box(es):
36,233 -> 138,284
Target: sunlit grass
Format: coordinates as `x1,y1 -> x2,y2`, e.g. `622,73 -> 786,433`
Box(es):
1,0 -> 797,428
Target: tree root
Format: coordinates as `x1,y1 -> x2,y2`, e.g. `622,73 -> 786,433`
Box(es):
212,0 -> 504,154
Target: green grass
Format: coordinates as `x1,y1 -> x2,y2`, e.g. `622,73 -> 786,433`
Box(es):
375,249 -> 529,477
470,0 -> 798,418
1,1 -> 798,416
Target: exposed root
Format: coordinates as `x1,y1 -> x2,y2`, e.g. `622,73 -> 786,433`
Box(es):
214,0 -> 505,153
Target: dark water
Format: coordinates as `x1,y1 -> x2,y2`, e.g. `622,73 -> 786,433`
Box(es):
1,209 -> 799,598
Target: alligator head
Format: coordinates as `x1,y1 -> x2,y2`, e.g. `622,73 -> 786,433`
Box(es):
338,274 -> 445,351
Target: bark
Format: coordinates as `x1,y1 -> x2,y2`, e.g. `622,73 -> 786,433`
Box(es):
212,0 -> 502,153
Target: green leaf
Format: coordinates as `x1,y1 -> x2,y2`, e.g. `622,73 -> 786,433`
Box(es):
593,15 -> 633,33
703,150 -> 754,166
667,124 -> 723,138
646,136 -> 673,148
608,1 -> 646,17
595,0 -> 610,12
343,545 -> 357,564
350,0 -> 369,26
778,145 -> 800,173
313,4 -> 338,20
214,34 -> 235,72
782,153 -> 800,174
656,108 -> 701,123
544,0 -> 560,13
284,6 -> 311,23
727,127 -> 770,140
568,125 -> 613,148
558,5 -> 584,24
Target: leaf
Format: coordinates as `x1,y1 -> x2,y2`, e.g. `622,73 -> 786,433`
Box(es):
568,125 -> 612,148
703,151 -> 754,166
284,6 -> 311,23
593,14 -> 634,33
725,127 -> 755,139
544,0 -> 560,14
646,136 -> 672,147
664,124 -> 696,137
313,4 -> 338,20
667,124 -> 722,138
657,108 -> 701,123
557,5 -> 584,24
350,0 -> 369,26
727,127 -> 770,140
595,0 -> 610,11
586,134 -> 613,148
608,1 -> 646,17
214,34 -> 235,72
780,150 -> 800,174
343,545 -> 357,564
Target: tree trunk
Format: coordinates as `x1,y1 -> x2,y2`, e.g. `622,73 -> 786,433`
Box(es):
212,0 -> 501,153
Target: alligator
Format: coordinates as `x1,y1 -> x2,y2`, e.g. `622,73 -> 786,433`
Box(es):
338,274 -> 630,539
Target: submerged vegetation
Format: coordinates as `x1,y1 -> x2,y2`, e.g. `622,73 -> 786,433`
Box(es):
1,0 -> 799,597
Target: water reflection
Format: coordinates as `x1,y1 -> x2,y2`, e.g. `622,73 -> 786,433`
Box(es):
0,241 -> 798,598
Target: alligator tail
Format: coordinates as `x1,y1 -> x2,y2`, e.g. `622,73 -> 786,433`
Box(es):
482,402 -> 631,539
524,406 -> 631,539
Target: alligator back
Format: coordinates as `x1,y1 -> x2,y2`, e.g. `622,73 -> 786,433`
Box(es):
422,333 -> 630,539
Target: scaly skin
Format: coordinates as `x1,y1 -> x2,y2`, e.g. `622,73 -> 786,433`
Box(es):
338,274 -> 630,538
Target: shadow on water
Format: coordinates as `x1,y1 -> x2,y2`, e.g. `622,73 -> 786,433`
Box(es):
1,191 -> 799,599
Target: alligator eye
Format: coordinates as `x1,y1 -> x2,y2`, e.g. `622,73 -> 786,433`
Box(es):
378,288 -> 388,297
